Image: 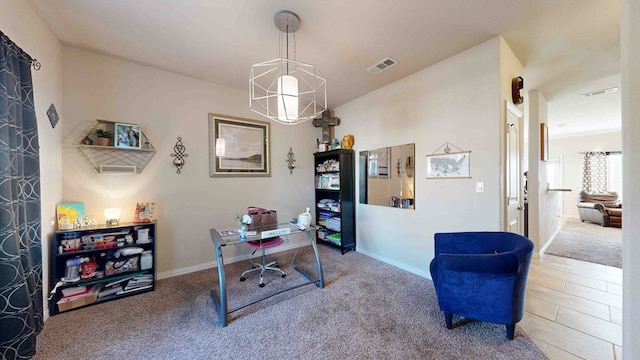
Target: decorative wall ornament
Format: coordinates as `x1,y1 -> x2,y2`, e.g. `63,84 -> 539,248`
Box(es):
286,147 -> 296,174
171,137 -> 188,174
47,103 -> 59,128
312,110 -> 340,144
511,76 -> 524,105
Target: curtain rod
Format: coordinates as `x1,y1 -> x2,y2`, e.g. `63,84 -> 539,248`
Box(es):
578,151 -> 622,155
0,31 -> 41,71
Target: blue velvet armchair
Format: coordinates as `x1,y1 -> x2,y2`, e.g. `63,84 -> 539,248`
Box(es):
429,232 -> 534,340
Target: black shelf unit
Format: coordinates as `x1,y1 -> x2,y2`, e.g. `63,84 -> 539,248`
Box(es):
49,222 -> 156,316
314,149 -> 356,254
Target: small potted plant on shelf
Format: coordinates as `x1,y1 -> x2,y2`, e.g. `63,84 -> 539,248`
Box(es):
93,129 -> 113,146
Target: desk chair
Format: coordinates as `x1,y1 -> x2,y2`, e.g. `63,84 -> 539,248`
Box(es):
240,236 -> 286,287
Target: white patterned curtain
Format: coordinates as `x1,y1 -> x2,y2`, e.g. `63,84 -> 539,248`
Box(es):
582,151 -> 607,193
0,31 -> 42,360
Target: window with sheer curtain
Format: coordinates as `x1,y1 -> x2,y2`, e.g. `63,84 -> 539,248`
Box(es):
582,151 -> 622,198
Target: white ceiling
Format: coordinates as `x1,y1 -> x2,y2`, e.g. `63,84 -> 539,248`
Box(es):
26,0 -> 621,138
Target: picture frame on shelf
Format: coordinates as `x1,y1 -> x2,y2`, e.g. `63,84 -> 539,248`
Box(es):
208,113 -> 271,177
426,151 -> 471,179
134,202 -> 155,223
115,123 -> 142,149
56,202 -> 86,230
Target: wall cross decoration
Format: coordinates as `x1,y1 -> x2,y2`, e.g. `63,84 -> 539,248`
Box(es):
312,110 -> 340,144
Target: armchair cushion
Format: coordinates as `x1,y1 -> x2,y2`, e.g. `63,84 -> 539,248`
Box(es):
429,231 -> 534,339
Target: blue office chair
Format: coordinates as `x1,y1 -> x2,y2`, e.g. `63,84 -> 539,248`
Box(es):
240,236 -> 286,287
429,231 -> 534,339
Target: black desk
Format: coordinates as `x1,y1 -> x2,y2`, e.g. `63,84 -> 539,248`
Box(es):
209,223 -> 324,326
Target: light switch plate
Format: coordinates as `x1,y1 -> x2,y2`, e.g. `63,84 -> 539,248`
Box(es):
476,182 -> 484,193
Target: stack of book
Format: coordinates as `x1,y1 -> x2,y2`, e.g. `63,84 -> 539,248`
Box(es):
317,210 -> 334,227
325,233 -> 342,246
120,274 -> 153,293
326,217 -> 341,232
317,199 -> 340,212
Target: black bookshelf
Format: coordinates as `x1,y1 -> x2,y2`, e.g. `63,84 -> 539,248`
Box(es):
49,222 -> 156,315
314,149 -> 356,254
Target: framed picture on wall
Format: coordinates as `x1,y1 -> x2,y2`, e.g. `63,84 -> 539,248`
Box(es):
426,151 -> 471,179
115,123 -> 142,149
208,113 -> 271,177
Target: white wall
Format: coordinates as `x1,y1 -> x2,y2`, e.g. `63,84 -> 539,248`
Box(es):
621,0 -> 639,358
499,38 -> 526,234
1,0 -> 64,317
61,47 -> 318,275
549,131 -> 621,218
527,90 -> 558,251
335,38 -> 503,277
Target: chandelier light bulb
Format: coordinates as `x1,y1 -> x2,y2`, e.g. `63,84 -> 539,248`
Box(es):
277,75 -> 299,121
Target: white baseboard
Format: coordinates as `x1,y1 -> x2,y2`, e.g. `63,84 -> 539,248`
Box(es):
157,241 -> 310,280
356,247 -> 431,280
539,223 -> 563,255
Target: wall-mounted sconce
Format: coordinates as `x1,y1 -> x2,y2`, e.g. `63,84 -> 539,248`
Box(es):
171,137 -> 189,174
215,138 -> 225,157
104,208 -> 122,226
286,147 -> 296,174
396,158 -> 402,177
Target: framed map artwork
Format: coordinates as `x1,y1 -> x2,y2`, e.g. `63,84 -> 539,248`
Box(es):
426,151 -> 471,179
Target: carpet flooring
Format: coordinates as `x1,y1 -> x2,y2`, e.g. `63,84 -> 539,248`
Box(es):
544,218 -> 622,268
35,245 -> 546,359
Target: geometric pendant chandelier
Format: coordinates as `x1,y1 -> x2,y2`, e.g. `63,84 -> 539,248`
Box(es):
249,10 -> 327,125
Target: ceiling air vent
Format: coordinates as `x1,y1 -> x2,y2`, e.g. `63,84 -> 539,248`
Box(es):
367,57 -> 397,75
581,87 -> 618,98
99,164 -> 137,175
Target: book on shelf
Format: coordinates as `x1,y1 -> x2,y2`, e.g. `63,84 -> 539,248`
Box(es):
325,233 -> 342,245
124,275 -> 153,291
61,285 -> 88,297
118,284 -> 153,295
98,285 -> 122,298
58,284 -> 100,304
326,217 -> 341,232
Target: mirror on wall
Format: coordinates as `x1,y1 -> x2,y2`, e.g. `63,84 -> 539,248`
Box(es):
359,143 -> 415,209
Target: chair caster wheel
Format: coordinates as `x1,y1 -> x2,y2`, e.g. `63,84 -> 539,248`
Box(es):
240,277 -> 246,282
259,283 -> 265,288
281,274 -> 286,278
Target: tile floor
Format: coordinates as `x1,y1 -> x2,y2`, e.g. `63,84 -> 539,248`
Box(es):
520,253 -> 623,360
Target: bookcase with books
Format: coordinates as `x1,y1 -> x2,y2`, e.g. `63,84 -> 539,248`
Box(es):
48,222 -> 156,315
314,149 -> 356,254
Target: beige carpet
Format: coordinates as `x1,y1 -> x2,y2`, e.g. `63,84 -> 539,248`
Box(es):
544,218 -> 622,268
35,245 -> 546,359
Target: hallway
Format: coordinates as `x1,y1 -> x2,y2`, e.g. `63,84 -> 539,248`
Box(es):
521,254 -> 622,359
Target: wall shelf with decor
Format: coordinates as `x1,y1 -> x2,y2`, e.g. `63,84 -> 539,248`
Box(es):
314,149 -> 356,254
77,120 -> 156,175
48,222 -> 156,316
